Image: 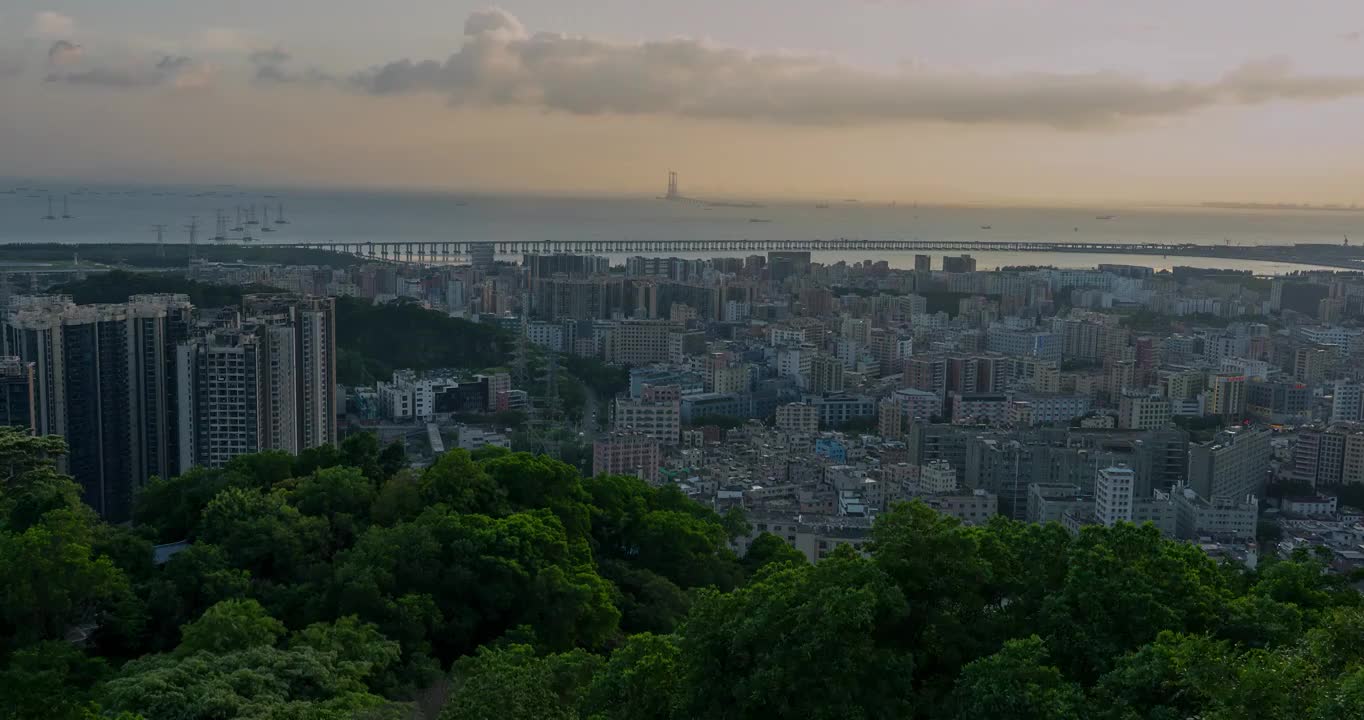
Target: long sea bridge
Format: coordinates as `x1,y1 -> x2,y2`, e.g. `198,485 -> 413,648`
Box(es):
252,238 -> 1258,264
246,237 -> 1364,269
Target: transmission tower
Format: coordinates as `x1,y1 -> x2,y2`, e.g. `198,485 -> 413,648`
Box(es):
151,224 -> 167,258
512,292 -> 531,388
183,216 -> 199,264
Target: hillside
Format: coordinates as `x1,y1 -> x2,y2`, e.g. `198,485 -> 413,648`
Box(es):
2,427 -> 1361,720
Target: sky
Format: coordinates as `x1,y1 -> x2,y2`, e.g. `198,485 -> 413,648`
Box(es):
3,1 -> 1364,204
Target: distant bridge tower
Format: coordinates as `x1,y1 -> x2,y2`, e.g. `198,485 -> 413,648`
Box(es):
665,170 -> 680,200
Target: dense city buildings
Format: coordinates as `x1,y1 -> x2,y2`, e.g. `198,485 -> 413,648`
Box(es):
0,355 -> 35,432
2,292 -> 337,519
10,244 -> 1364,573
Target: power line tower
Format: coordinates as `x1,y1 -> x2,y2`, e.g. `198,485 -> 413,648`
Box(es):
512,292 -> 531,389
151,224 -> 167,258
183,216 -> 198,265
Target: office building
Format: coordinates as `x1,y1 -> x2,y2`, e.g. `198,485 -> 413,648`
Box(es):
1188,427 -> 1271,501
612,384 -> 681,445
593,432 -> 661,482
1118,391 -> 1171,430
4,297 -> 138,521
775,344 -> 816,388
1205,373 -> 1248,419
1173,488 -> 1257,541
809,353 -> 845,395
1333,381 -> 1363,423
242,295 -> 338,451
921,490 -> 997,526
1026,483 -> 1093,525
950,393 -> 1010,426
987,326 -> 1063,363
605,320 -> 672,365
127,294 -> 194,484
1293,345 -> 1332,386
177,329 -> 266,470
878,388 -> 944,440
1009,394 -> 1091,427
0,356 -> 35,432
942,255 -> 977,273
1247,380 -> 1310,419
918,460 -> 959,494
775,402 -> 819,435
1095,465 -> 1136,527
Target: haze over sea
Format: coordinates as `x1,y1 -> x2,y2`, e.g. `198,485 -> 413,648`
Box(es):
3,180 -> 1361,273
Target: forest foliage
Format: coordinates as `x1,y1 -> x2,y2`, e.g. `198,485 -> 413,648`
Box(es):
2,424 -> 1363,720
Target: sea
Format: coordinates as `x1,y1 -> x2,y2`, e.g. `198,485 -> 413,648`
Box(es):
3,180 -> 1362,274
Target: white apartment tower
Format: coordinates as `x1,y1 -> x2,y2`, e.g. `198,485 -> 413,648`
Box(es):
1095,465 -> 1136,527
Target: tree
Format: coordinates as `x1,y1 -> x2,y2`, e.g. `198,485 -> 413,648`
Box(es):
102,644 -> 404,720
584,633 -> 683,720
370,469 -> 425,527
741,532 -> 807,575
289,616 -> 404,695
675,549 -> 914,720
949,637 -> 1084,720
287,466 -> 378,548
870,501 -> 993,689
418,450 -> 506,516
331,508 -> 618,663
0,507 -> 131,650
132,466 -> 229,542
0,641 -> 110,720
198,487 -> 329,582
140,544 -> 251,652
597,560 -> 691,635
1038,523 -> 1230,681
1092,631 -> 1233,720
440,644 -> 601,720
480,452 -> 591,539
0,428 -> 79,532
176,599 -> 285,656
720,506 -> 752,541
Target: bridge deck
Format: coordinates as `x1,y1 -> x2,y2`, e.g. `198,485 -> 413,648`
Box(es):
229,238 -> 1364,269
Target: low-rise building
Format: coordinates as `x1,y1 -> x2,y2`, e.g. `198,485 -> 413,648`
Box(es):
921,490 -> 998,526
775,402 -> 819,435
592,432 -> 662,483
1174,488 -> 1257,541
1027,483 -> 1093,524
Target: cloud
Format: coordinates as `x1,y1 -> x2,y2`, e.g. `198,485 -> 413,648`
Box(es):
47,40 -> 84,66
198,27 -> 251,53
347,8 -> 1364,129
31,11 -> 74,38
46,53 -> 214,89
0,49 -> 24,78
250,47 -> 291,66
249,45 -> 331,84
1341,31 -> 1362,42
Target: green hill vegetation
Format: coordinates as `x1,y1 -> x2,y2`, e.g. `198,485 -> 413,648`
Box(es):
51,272 -> 623,417
2,425 -> 1362,720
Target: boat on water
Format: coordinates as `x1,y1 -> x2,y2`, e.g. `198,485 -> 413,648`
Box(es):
748,218 -> 772,223
261,206 -> 275,232
42,197 -> 56,220
61,196 -> 74,219
980,225 -> 992,230
815,204 -> 829,209
275,203 -> 289,224
1096,215 -> 1116,220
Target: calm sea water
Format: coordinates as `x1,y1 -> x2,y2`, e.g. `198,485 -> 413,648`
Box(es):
3,180 -> 1361,273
